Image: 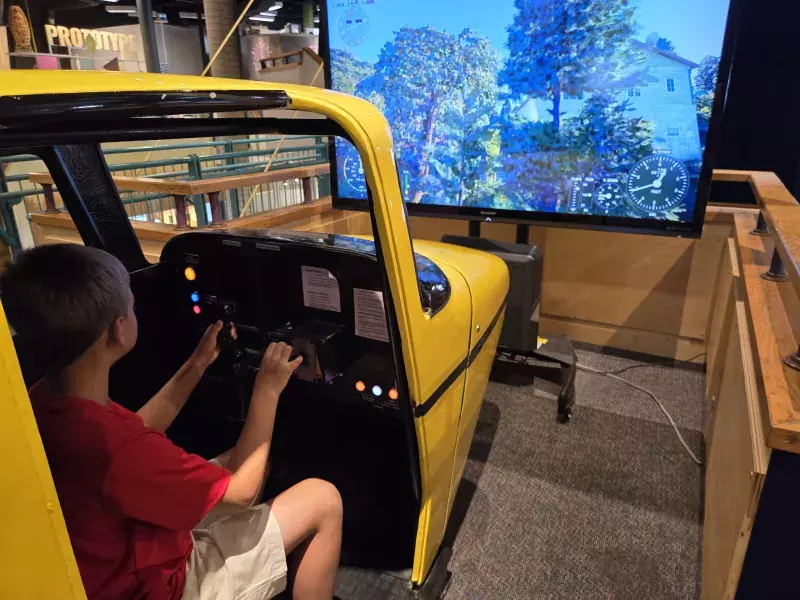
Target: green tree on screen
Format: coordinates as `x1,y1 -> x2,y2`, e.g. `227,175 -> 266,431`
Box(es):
567,92 -> 654,175
655,37 -> 676,53
501,0 -> 640,132
693,55 -> 721,141
329,48 -> 374,96
694,55 -> 720,94
437,31 -> 502,206
357,27 -> 500,205
498,0 -> 648,210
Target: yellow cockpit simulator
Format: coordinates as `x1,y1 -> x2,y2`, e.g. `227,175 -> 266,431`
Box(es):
0,71 -> 509,599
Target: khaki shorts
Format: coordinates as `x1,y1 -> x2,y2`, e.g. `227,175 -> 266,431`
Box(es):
182,459 -> 287,600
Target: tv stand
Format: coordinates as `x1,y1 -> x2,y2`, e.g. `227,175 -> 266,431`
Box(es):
468,222 -> 530,244
445,221 -> 576,423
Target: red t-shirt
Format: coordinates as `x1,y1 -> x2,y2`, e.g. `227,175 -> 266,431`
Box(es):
29,383 -> 231,600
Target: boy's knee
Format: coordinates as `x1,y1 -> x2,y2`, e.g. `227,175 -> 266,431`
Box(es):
304,478 -> 342,522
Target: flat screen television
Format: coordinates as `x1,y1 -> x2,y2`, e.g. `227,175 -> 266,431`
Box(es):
320,0 -> 739,236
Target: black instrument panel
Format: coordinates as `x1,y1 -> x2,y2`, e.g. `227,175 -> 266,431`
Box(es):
160,229 -> 448,421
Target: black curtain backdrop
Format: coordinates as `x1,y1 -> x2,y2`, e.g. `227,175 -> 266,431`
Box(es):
711,0 -> 800,203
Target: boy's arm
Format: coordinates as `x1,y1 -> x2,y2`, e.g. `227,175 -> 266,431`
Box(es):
222,342 -> 302,507
137,321 -> 223,432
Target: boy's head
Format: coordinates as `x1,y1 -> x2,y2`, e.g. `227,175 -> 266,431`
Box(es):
0,244 -> 137,374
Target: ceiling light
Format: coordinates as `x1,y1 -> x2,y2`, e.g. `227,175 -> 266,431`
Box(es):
179,11 -> 202,19
102,0 -> 121,3
313,15 -> 319,23
260,10 -> 277,16
268,2 -> 283,11
105,5 -> 137,13
249,15 -> 275,22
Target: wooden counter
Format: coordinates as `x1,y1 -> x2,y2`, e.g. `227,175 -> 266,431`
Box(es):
28,196 -> 370,263
703,171 -> 800,599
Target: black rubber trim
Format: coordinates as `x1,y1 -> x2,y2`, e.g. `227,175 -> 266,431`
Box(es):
0,91 -> 291,128
413,296 -> 507,418
366,187 -> 423,512
0,117 -> 350,151
39,144 -> 148,272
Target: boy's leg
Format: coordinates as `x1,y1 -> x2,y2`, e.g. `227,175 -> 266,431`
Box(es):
267,478 -> 343,600
184,503 -> 288,600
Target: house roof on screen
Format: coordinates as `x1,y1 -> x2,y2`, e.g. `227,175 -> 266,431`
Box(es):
631,40 -> 700,69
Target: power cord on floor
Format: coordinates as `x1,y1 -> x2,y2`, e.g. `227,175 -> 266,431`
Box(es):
591,352 -> 707,376
576,361 -> 705,466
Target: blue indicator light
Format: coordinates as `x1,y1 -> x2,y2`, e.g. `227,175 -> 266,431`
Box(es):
190,292 -> 200,303
372,385 -> 383,397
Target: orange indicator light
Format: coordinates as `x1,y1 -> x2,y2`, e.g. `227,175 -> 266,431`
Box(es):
355,381 -> 366,392
388,388 -> 399,401
184,267 -> 197,281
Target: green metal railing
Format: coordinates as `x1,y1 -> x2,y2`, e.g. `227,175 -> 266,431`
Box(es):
0,135 -> 330,252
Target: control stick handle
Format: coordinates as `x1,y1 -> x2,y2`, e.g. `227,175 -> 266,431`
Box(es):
218,322 -> 241,360
289,349 -> 307,365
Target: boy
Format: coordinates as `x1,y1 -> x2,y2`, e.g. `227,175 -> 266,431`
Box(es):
0,244 -> 342,600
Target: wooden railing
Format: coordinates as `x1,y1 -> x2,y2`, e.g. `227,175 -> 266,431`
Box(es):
29,164 -> 330,228
711,169 -> 800,452
714,170 -> 800,290
259,48 -> 323,73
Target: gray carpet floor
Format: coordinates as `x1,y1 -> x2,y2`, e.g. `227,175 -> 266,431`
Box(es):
442,347 -> 705,600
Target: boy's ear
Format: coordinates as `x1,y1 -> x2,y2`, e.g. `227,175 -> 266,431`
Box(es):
108,316 -> 127,348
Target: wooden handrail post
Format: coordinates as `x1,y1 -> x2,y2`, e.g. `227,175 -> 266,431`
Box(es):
208,191 -> 223,225
174,194 -> 188,229
42,183 -> 57,212
301,177 -> 313,203
751,212 -> 769,237
762,248 -> 789,282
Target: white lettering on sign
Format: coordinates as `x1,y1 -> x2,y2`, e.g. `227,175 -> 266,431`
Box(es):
301,266 -> 341,313
353,288 -> 389,343
44,24 -> 137,53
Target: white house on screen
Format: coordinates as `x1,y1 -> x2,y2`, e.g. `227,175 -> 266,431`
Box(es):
519,39 -> 703,162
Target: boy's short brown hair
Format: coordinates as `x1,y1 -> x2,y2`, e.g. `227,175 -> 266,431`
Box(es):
0,244 -> 130,373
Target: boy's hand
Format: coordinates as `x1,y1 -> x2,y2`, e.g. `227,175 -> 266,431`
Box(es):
254,342 -> 303,402
190,321 -> 224,372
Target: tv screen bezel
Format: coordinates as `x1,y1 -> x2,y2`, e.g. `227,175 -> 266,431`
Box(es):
320,0 -> 742,238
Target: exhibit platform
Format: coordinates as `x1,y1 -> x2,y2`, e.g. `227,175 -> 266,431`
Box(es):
24,169 -> 800,598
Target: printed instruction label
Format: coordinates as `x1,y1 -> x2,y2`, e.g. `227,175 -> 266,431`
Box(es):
301,266 -> 341,312
354,288 -> 389,343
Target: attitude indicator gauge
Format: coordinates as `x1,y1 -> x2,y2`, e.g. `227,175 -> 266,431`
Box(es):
594,179 -> 626,213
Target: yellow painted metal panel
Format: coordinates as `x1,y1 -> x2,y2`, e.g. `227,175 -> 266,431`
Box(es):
414,241 -> 509,530
449,323 -> 504,517
0,304 -> 87,600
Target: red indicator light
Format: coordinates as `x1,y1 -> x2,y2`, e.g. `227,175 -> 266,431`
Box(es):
192,305 -> 201,315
